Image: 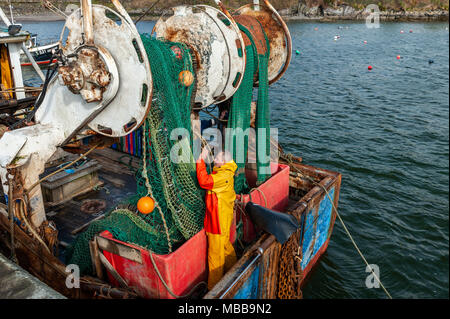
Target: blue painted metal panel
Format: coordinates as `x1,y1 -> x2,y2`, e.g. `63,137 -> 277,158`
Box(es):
301,206 -> 315,269
232,265 -> 260,299
313,187 -> 334,256
301,187 -> 335,270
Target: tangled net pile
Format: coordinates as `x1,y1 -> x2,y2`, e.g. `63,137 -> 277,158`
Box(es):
66,23 -> 273,275
65,35 -> 205,275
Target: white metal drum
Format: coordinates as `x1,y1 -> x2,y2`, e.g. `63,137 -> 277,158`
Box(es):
36,5 -> 152,138
153,5 -> 246,108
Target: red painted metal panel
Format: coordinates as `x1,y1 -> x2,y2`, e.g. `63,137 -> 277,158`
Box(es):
236,163 -> 290,243
100,229 -> 208,299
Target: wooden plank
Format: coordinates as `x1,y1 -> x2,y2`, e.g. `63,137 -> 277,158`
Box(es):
100,173 -> 126,188
98,251 -> 129,289
44,180 -> 104,207
0,212 -> 80,298
0,209 -> 137,299
96,235 -> 142,264
259,240 -> 281,299
89,239 -> 104,280
88,148 -> 141,174
71,214 -> 106,235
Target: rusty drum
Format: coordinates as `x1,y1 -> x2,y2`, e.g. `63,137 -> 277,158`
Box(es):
235,2 -> 292,85
233,14 -> 269,85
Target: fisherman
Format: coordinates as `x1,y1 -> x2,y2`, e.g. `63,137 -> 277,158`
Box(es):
196,146 -> 238,290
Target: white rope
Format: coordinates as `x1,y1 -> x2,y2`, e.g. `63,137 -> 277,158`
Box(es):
284,155 -> 393,299
321,185 -> 393,299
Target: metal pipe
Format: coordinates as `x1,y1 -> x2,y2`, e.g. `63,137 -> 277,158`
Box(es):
81,0 -> 94,45
213,0 -> 233,21
253,0 -> 260,11
8,1 -> 14,24
0,6 -> 12,26
7,173 -> 17,262
218,246 -> 264,299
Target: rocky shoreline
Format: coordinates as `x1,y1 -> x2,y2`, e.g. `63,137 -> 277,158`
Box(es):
282,3 -> 449,21
14,11 -> 448,23
8,2 -> 450,23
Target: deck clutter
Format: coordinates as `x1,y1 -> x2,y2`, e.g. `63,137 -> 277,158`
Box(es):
0,0 -> 342,299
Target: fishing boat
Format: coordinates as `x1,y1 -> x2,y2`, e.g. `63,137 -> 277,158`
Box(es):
0,0 -> 342,299
20,37 -> 58,67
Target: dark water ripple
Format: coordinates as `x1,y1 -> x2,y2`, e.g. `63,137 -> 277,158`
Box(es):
20,20 -> 448,299
275,21 -> 449,299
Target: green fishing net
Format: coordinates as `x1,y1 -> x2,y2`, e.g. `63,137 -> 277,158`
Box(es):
226,22 -> 271,191
65,35 -> 205,275
66,26 -> 272,275
226,24 -> 255,195
254,24 -> 271,185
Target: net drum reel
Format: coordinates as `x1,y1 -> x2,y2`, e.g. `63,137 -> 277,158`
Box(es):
153,5 -> 246,108
0,0 -> 153,228
36,0 -> 153,141
234,0 -> 292,85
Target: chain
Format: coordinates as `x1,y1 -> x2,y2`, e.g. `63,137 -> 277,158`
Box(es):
277,207 -> 303,299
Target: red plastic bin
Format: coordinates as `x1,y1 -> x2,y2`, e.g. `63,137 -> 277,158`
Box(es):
100,229 -> 207,299
236,163 -> 290,243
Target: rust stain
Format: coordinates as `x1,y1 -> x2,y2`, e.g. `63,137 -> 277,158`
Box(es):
165,27 -> 202,73
233,15 -> 268,55
58,48 -> 111,103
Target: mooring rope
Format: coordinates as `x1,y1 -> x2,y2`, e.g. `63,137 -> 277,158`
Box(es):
282,153 -> 393,299
148,249 -> 207,298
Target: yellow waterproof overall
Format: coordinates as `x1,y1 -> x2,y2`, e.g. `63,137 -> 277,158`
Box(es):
196,159 -> 238,290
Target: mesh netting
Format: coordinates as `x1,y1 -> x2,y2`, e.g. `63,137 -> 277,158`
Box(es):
65,27 -> 272,275
226,22 -> 271,189
254,24 -> 271,185
65,35 -> 205,275
226,24 -> 256,195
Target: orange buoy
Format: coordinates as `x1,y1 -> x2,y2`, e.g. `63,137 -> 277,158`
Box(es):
137,196 -> 155,214
363,40 -> 367,44
179,70 -> 194,87
368,65 -> 373,70
397,55 -> 401,60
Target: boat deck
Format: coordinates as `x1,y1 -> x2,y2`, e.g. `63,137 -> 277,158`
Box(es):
46,148 -> 139,260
